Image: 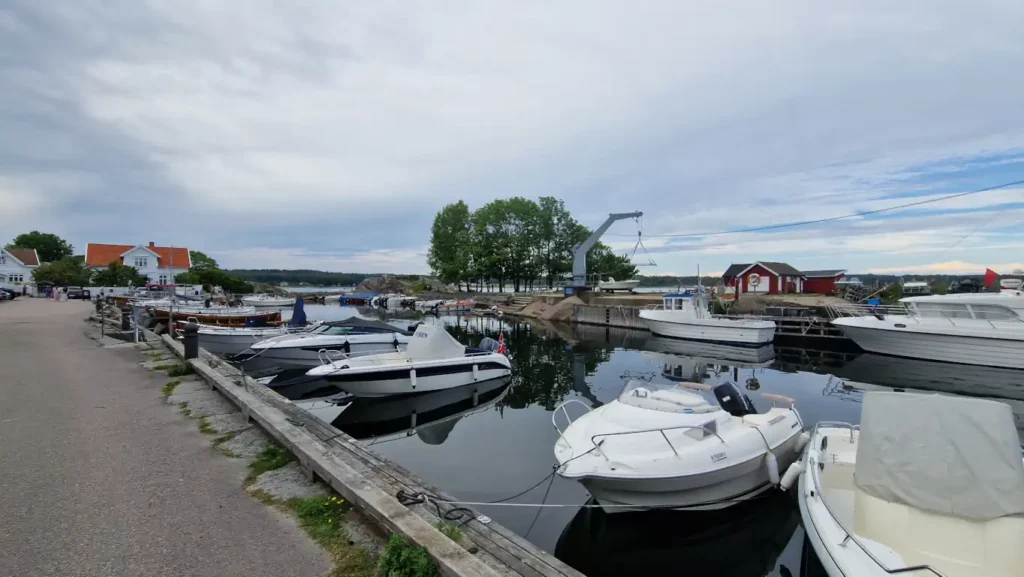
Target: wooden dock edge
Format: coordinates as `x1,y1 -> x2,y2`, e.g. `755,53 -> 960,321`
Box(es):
160,334 -> 582,577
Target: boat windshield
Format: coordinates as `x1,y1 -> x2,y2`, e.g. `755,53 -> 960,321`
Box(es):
617,380 -> 714,414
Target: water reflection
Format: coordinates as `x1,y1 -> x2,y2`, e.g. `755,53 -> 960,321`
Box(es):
298,377 -> 511,444
273,307 -> 1024,573
554,492 -> 800,577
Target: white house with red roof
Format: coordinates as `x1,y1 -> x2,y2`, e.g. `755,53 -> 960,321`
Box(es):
0,247 -> 41,292
85,242 -> 191,285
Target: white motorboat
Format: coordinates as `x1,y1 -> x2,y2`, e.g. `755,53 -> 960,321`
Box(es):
153,303 -> 257,316
831,279 -> 1024,368
246,317 -> 413,370
240,294 -> 296,307
798,392 -> 1024,577
553,379 -> 806,512
639,291 -> 776,345
197,322 -> 323,357
305,324 -> 512,397
598,277 -> 641,292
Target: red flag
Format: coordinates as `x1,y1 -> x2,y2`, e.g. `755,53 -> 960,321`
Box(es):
497,333 -> 507,356
985,268 -> 998,287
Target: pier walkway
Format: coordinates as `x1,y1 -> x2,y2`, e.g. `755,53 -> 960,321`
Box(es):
0,299 -> 329,577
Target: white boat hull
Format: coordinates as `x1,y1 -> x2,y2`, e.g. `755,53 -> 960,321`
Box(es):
640,312 -> 775,345
319,362 -> 511,397
599,280 -> 641,292
199,328 -> 291,357
833,319 -> 1024,369
575,433 -> 801,512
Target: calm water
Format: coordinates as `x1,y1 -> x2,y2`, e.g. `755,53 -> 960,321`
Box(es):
271,304 -> 1024,576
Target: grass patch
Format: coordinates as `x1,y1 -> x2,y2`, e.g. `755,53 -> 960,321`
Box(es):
178,401 -> 192,418
198,417 -> 217,435
151,354 -> 165,362
220,447 -> 240,458
165,363 -> 194,377
292,496 -> 377,577
246,444 -> 295,483
161,379 -> 182,397
378,533 -> 438,577
213,431 -> 237,445
435,521 -> 463,542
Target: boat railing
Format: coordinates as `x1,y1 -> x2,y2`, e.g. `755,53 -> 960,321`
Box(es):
826,302 -> 908,319
320,348 -> 498,369
589,423 -> 727,458
552,399 -> 592,438
808,422 -> 946,577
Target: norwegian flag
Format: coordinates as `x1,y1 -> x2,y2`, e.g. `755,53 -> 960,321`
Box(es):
497,332 -> 508,356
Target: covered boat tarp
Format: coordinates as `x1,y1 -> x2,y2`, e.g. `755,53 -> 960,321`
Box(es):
288,297 -> 307,327
406,324 -> 466,360
324,317 -> 411,335
854,392 -> 1024,521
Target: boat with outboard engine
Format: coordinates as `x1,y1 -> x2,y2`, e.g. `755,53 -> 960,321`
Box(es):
553,379 -> 806,512
305,324 -> 511,397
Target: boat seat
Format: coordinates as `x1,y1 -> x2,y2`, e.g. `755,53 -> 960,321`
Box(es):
620,388 -> 717,414
854,487 -> 1024,577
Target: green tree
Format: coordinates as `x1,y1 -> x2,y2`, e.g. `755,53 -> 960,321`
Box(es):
31,256 -> 93,286
188,250 -> 218,271
175,268 -> 253,293
93,261 -> 148,286
537,197 -> 581,288
427,201 -> 473,290
7,231 -> 73,263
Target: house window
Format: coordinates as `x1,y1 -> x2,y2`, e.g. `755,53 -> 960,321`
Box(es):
0,255 -> 5,265
134,257 -> 148,268
7,274 -> 23,283
158,274 -> 168,285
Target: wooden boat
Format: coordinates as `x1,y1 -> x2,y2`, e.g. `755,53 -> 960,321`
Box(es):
166,309 -> 282,328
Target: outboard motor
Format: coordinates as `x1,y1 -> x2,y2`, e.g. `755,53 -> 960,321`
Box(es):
714,382 -> 757,417
477,337 -> 500,352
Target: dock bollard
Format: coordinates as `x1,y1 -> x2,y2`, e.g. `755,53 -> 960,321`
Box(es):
183,322 -> 199,360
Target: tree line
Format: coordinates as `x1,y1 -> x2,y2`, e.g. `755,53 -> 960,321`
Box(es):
428,197 -> 637,292
227,269 -> 371,287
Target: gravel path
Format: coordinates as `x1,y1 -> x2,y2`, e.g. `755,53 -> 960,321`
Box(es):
0,299 -> 330,577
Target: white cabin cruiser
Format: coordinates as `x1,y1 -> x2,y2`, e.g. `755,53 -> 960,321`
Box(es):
306,324 -> 512,397
247,317 -> 412,370
798,392 -> 1024,577
240,294 -> 296,307
639,290 -> 776,346
832,279 -> 1024,368
598,277 -> 641,292
553,380 -> 806,512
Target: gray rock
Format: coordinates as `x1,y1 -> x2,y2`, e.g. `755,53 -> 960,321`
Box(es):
220,428 -> 273,458
248,463 -> 329,500
203,413 -> 253,435
176,391 -> 237,418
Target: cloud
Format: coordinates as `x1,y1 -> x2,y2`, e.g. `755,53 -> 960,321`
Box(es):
2,1 -> 1024,274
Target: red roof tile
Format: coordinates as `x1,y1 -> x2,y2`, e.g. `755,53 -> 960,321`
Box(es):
6,248 -> 39,266
85,243 -> 191,268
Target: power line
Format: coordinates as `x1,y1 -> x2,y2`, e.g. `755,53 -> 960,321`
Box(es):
607,178 -> 1024,239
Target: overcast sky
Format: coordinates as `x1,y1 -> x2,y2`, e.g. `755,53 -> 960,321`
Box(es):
3,1 -> 1023,275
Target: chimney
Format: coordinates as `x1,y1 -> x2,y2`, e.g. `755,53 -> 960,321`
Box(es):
149,241 -> 155,248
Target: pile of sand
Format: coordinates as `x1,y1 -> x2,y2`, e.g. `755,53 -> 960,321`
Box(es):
541,296 -> 585,322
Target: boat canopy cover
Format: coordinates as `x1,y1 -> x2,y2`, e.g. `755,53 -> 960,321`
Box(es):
405,324 -> 467,360
323,317 -> 410,335
854,392 -> 1024,521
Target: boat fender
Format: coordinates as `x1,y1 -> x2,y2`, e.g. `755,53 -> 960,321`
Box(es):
779,462 -> 803,491
472,364 -> 479,381
393,336 -> 400,351
410,368 -> 417,389
793,431 -> 810,454
343,340 -> 351,355
765,451 -> 780,485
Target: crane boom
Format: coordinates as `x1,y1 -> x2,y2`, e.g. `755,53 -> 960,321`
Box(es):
572,211 -> 643,287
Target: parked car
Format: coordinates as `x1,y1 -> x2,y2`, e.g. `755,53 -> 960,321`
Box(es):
66,287 -> 92,300
0,288 -> 18,300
